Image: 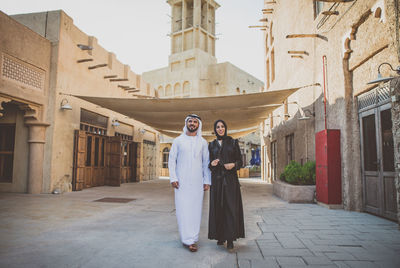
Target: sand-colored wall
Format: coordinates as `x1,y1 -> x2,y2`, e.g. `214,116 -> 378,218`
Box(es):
7,10 -> 159,193
0,11 -> 52,193
262,0 -> 398,212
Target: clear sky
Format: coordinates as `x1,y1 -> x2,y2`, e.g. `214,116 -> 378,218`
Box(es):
0,0 -> 265,82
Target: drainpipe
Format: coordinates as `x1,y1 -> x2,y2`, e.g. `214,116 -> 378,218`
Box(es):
322,55 -> 328,130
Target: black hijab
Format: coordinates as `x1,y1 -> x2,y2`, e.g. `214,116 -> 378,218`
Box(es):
214,119 -> 228,140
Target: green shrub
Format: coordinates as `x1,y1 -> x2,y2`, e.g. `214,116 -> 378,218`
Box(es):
249,165 -> 261,172
280,160 -> 316,185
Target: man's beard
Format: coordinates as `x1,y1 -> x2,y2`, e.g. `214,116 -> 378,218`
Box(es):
187,125 -> 199,133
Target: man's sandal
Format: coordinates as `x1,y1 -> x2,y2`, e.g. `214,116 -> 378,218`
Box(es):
183,243 -> 198,252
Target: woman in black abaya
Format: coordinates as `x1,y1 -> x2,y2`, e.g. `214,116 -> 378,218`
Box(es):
208,119 -> 245,250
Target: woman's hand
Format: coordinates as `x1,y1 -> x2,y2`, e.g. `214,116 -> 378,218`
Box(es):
211,159 -> 220,166
224,163 -> 235,170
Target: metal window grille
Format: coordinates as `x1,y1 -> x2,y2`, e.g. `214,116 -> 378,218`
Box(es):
357,82 -> 391,112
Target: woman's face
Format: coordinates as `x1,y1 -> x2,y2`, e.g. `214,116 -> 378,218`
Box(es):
216,121 -> 226,136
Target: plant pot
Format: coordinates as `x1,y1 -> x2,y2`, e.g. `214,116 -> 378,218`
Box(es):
273,179 -> 315,203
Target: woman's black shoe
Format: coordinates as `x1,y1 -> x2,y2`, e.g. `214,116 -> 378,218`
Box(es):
217,240 -> 224,245
227,241 -> 234,249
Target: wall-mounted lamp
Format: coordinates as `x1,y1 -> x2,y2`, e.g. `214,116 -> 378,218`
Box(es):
60,98 -> 72,110
111,119 -> 120,127
77,44 -> 93,50
367,62 -> 400,85
139,128 -> 146,135
288,102 -> 315,120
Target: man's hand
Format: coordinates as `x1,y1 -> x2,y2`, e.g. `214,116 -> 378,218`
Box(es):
203,184 -> 210,191
211,159 -> 220,166
171,181 -> 179,189
224,163 -> 235,170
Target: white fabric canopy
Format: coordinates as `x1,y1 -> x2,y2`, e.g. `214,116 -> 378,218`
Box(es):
73,84 -> 316,136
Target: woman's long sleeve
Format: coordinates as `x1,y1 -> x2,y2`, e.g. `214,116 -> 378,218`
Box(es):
208,142 -> 217,172
234,139 -> 242,170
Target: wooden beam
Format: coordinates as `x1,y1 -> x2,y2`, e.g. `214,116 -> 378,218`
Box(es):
77,59 -> 93,63
288,50 -> 309,56
104,75 -> 118,79
262,9 -> 273,14
265,1 -> 276,4
125,87 -> 137,91
249,25 -> 268,28
109,78 -> 129,82
316,0 -> 354,2
118,85 -> 130,89
259,18 -> 268,22
322,11 -> 339,16
291,55 -> 303,59
88,64 -> 107,70
286,34 -> 328,41
127,89 -> 140,93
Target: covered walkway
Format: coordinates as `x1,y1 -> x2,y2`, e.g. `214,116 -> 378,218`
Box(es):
0,179 -> 399,267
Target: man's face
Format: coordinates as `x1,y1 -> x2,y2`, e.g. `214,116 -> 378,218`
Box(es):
186,118 -> 199,133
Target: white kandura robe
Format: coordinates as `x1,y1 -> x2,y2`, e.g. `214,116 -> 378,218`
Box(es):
169,130 -> 211,245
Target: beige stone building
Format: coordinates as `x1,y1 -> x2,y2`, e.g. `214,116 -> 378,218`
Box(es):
142,0 -> 264,177
261,0 -> 399,222
0,10 -> 159,194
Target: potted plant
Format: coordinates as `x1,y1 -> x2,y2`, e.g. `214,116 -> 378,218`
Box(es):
273,161 -> 316,203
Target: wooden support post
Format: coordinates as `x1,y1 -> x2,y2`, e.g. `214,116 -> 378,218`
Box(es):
322,11 -> 339,16
77,59 -> 93,63
286,34 -> 328,41
88,64 -> 107,70
288,51 -> 309,56
317,0 -> 354,2
104,75 -> 118,79
110,78 -> 129,82
249,25 -> 269,28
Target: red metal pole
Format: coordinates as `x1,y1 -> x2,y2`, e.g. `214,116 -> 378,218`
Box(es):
322,55 -> 327,130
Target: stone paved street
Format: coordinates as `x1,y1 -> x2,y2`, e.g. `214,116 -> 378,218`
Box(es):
0,179 -> 399,268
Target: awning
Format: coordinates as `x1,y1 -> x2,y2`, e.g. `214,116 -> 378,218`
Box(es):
72,84 -> 316,136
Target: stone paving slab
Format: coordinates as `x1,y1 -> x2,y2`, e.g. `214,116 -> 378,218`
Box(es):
0,179 -> 399,267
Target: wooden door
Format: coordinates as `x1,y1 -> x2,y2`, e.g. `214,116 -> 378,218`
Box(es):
360,104 -> 397,220
92,136 -> 106,186
130,142 -> 138,182
106,136 -> 122,186
72,130 -> 86,191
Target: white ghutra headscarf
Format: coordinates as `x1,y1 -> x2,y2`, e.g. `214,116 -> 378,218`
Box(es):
182,114 -> 202,137
181,114 -> 204,158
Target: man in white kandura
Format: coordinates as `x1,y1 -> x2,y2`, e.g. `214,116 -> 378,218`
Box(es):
168,114 -> 211,252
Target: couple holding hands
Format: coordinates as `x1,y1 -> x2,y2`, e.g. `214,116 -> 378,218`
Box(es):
169,114 -> 245,252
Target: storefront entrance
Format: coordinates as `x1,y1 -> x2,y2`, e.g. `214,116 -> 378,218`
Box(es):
72,130 -> 138,191
358,83 -> 397,221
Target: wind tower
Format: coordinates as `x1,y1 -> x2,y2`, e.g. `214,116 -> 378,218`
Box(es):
168,0 -> 219,71
143,0 -> 262,98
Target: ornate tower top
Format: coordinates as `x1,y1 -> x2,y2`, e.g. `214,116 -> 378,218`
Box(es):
167,0 -> 220,57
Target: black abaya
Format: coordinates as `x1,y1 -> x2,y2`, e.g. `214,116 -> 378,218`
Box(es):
208,136 -> 245,242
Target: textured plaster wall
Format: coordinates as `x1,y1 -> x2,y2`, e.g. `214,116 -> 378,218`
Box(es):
0,11 -> 51,193
10,10 -> 159,193
391,77 -> 400,225
263,0 -> 398,213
